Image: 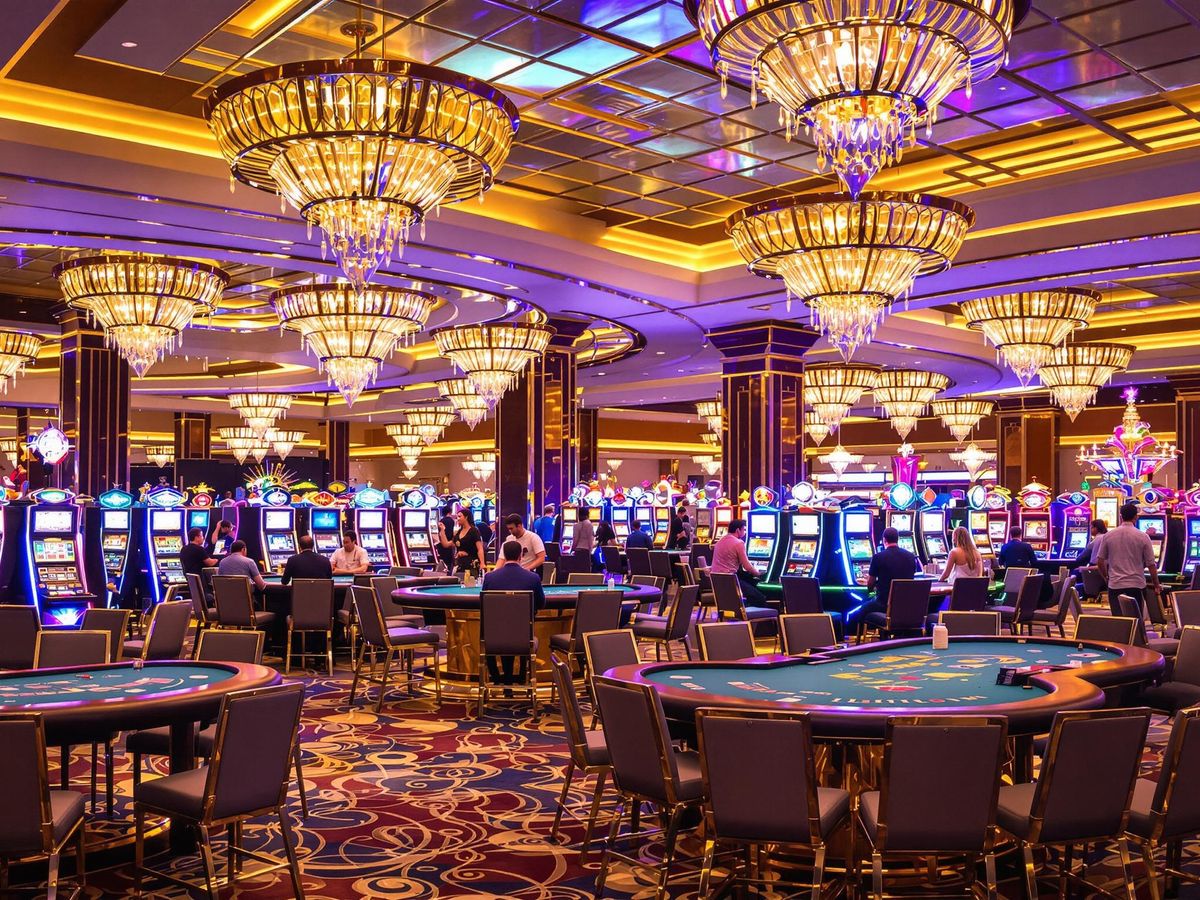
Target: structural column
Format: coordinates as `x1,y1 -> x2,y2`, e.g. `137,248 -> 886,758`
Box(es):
173,412 -> 211,459
58,309 -> 130,496
15,407 -> 53,491
323,420 -> 350,484
1174,376 -> 1200,490
995,399 -> 1062,495
707,321 -> 817,500
578,407 -> 599,483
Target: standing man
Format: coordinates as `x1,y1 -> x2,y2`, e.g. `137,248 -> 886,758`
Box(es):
331,532 -> 371,575
854,526 -> 921,630
998,525 -> 1038,570
1097,502 -> 1162,617
180,527 -> 217,578
532,505 -> 557,544
481,541 -> 546,690
502,514 -> 546,571
281,534 -> 333,585
208,519 -> 236,556
573,513 -> 595,555
709,518 -> 766,605
216,540 -> 267,592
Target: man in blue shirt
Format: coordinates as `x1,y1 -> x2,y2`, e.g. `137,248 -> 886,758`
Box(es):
481,541 -> 545,687
532,505 -> 557,545
624,522 -> 654,550
998,526 -> 1038,570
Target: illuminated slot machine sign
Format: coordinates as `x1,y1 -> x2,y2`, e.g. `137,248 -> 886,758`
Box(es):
745,486 -> 782,576
783,484 -> 824,578
694,507 -> 712,544
884,482 -> 920,558
97,488 -> 135,596
1056,491 -> 1093,560
1179,487 -> 1200,576
711,505 -> 734,542
919,509 -> 950,563
260,487 -> 298,573
839,507 -> 876,586
306,491 -> 343,556
354,486 -> 396,570
651,480 -> 675,548
396,487 -> 439,569
1017,481 -> 1053,559
144,485 -> 188,604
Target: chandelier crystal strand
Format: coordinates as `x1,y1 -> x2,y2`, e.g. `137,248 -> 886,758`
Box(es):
273,283 -> 436,406
804,411 -> 832,446
960,289 -> 1099,385
436,378 -> 490,429
206,61 -> 519,291
403,406 -> 457,445
228,392 -> 293,438
696,398 -> 723,434
930,398 -> 996,444
693,0 -> 1013,195
805,363 -> 880,430
217,426 -> 263,465
385,424 -> 427,457
874,369 -> 952,439
729,193 -> 973,358
432,322 -> 555,407
819,443 -> 863,477
1037,342 -> 1133,420
144,445 -> 174,467
54,254 -> 228,377
0,436 -> 19,467
0,331 -> 44,392
950,441 -> 996,481
268,429 -> 306,460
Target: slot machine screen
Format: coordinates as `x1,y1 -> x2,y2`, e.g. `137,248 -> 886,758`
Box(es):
1024,520 -> 1048,540
312,510 -> 339,530
988,520 -> 1008,540
1138,517 -> 1166,536
588,507 -> 602,522
360,532 -> 387,549
969,511 -> 988,531
151,510 -> 183,532
267,534 -> 293,552
1069,531 -> 1089,549
792,540 -> 817,558
188,510 -> 209,529
920,511 -> 943,531
847,538 -> 874,558
33,540 -> 75,562
898,537 -> 917,554
404,510 -> 428,529
750,512 -> 774,534
747,537 -> 773,555
844,512 -> 871,534
406,532 -> 431,548
102,510 -> 130,530
791,515 -> 819,536
890,513 -> 913,531
1191,519 -> 1200,537
32,510 -> 73,533
264,510 -> 292,530
925,536 -> 948,556
1095,497 -> 1120,529
358,510 -> 385,530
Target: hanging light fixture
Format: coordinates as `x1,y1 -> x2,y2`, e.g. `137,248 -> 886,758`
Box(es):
205,42 -> 519,291
950,441 -> 996,481
701,432 -> 721,446
273,283 -> 436,406
1038,342 -> 1133,421
462,452 -> 496,481
696,398 -> 723,434
930,398 -> 996,444
402,467 -> 419,480
805,363 -> 880,431
268,429 -> 306,460
961,289 -> 1098,385
437,378 -> 490,430
874,369 -> 951,440
804,411 -> 831,447
433,322 -> 555,407
730,194 -> 973,358
217,426 -> 262,465
54,254 -> 228,377
401,455 -> 421,471
0,331 -> 43,392
607,458 -> 624,474
861,462 -> 879,474
403,405 -> 457,445
819,443 -> 862,477
0,436 -> 18,468
385,423 -> 426,455
690,0 -> 1014,196
144,445 -> 174,468
228,392 -> 293,438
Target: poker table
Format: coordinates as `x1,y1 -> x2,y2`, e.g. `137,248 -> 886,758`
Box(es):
392,582 -> 660,681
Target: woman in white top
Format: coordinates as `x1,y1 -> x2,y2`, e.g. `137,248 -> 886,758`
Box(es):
940,525 -> 984,583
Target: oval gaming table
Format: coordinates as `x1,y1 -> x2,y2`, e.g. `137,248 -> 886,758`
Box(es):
0,660 -> 281,852
392,581 -> 661,682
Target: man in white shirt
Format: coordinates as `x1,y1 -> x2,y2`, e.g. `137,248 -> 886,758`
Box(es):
331,532 -> 370,575
502,514 -> 546,571
1097,502 -> 1161,615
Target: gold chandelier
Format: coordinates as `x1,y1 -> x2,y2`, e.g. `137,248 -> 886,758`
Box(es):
463,452 -> 496,481
228,392 -> 292,438
432,322 -> 555,407
691,0 -> 1013,195
267,429 -> 306,460
385,423 -> 426,456
696,398 -> 722,434
819,443 -> 863,477
1038,342 -> 1133,420
437,378 -> 490,430
950,441 -> 996,481
930,398 -> 995,444
729,193 -> 973,358
0,436 -> 19,468
805,363 -> 880,430
701,432 -> 721,446
0,331 -> 43,392
206,60 -> 518,291
960,289 -> 1098,384
404,405 -> 457,444
217,426 -> 264,465
874,369 -> 951,439
144,445 -> 174,468
54,254 -> 228,377
273,283 -> 436,406
804,411 -> 832,446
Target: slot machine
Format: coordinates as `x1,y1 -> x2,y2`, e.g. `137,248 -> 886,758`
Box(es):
1091,486 -> 1125,532
745,487 -> 783,576
1136,504 -> 1170,569
1179,487 -> 1200,577
1056,491 -> 1092,560
304,491 -> 344,557
143,485 -> 188,606
259,486 -> 298,573
1016,481 -> 1053,559
918,508 -> 951,566
97,488 -> 136,604
632,502 -> 652,536
712,505 -> 734,542
883,482 -> 920,558
23,488 -> 95,625
693,506 -> 712,544
838,505 -> 877,586
977,485 -> 1013,556
353,486 -> 396,570
781,510 -> 823,577
395,487 -> 441,570
610,498 -> 632,544
887,510 -> 918,556
965,485 -> 994,559
652,506 -> 672,548
559,505 -> 579,552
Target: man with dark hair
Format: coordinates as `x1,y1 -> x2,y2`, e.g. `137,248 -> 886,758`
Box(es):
331,532 -> 370,575
853,526 -> 921,628
208,519 -> 235,556
216,539 -> 267,591
1098,502 -> 1161,616
481,540 -> 545,688
532,504 -> 557,544
998,524 -> 1038,570
710,517 -> 765,604
281,533 -> 333,584
180,527 -> 216,577
503,514 -> 546,571
624,521 -> 654,550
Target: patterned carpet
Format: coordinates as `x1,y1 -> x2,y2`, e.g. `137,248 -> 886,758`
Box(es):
25,634 -> 1199,898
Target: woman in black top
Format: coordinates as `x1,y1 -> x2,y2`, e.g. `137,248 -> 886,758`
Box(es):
440,509 -> 486,575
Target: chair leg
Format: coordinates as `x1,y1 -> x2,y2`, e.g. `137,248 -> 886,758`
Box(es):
580,769 -> 607,861
1022,844 -> 1039,900
198,827 -> 219,899
285,625 -> 293,675
551,759 -> 576,844
325,629 -> 333,677
90,743 -> 98,812
348,642 -> 366,707
984,851 -> 998,900
133,752 -> 142,787
278,806 -> 306,899
656,805 -> 685,900
105,738 -> 114,819
1118,838 -> 1138,900
594,798 -> 625,898
134,807 -> 144,895
75,822 -> 86,888
698,837 -> 717,897
1141,841 -> 1162,900
46,851 -> 60,900
293,745 -> 309,819
375,650 -> 393,713
872,850 -> 883,900
811,843 -> 826,899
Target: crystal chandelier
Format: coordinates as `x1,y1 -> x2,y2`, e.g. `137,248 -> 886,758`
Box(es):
0,331 -> 43,392
403,467 -> 419,480
950,441 -> 996,481
961,289 -> 1099,385
696,398 -> 722,434
404,405 -> 457,445
930,398 -> 995,444
144,445 -> 174,468
437,378 -> 490,429
819,443 -> 863,477
433,322 -> 555,407
217,426 -> 262,465
804,411 -> 832,447
206,59 -> 518,291
607,458 -> 624,474
874,369 -> 951,440
805,363 -> 880,430
701,432 -> 721,446
268,429 -> 306,460
0,437 -> 18,468
1037,342 -> 1133,421
228,392 -> 292,438
463,453 -> 496,481
273,283 -> 436,405
729,193 -> 973,358
861,462 -> 879,474
386,424 -> 426,455
55,254 -> 228,377
691,0 -> 1014,196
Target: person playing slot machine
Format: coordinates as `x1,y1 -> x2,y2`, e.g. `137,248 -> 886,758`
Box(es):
710,518 -> 766,605
853,526 -> 921,629
208,519 -> 235,556
281,534 -> 333,585
217,540 -> 267,592
331,532 -> 371,575
180,528 -> 218,577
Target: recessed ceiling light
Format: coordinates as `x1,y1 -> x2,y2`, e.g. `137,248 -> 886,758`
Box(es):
121,41 -> 138,48
655,351 -> 665,355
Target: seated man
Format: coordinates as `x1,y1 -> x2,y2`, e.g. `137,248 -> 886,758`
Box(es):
331,532 -> 371,575
709,518 -> 766,605
216,540 -> 267,592
853,527 -> 920,629
480,541 -> 545,687
624,521 -> 655,550
281,534 -> 333,585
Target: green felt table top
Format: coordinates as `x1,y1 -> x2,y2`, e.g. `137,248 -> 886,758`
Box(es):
0,664 -> 235,707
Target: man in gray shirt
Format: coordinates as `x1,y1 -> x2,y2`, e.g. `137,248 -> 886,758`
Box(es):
573,515 -> 595,554
1097,502 -> 1161,616
216,539 -> 267,592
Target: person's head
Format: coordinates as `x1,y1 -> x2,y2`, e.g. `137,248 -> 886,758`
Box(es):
953,525 -> 977,560
729,518 -> 747,538
501,540 -> 522,564
596,521 -> 614,542
456,508 -> 474,528
681,514 -> 690,523
1121,502 -> 1139,523
218,520 -> 233,534
543,504 -> 555,515
229,540 -> 247,556
882,526 -> 899,546
1009,526 -> 1022,541
1091,518 -> 1108,537
223,491 -> 232,499
343,532 -> 357,549
505,513 -> 525,536
188,527 -> 203,544
298,534 -> 314,551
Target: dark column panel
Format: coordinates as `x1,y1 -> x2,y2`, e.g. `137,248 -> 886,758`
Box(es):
174,412 -> 211,459
578,407 -> 599,482
15,407 -> 52,490
1175,377 -> 1200,489
995,401 -> 1061,495
58,310 -> 130,496
323,420 -> 350,484
495,368 -> 542,522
